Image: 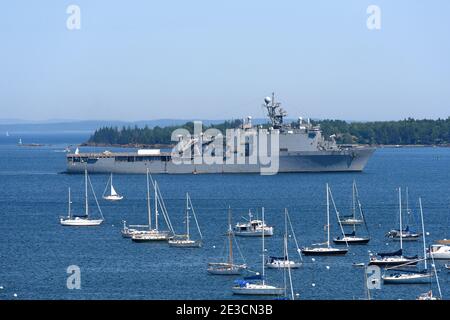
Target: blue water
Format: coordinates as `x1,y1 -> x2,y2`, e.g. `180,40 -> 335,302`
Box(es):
0,132 -> 449,300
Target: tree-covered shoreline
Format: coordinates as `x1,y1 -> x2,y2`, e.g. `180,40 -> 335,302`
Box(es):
87,118 -> 450,146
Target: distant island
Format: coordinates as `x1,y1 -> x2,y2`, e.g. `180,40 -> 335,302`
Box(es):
85,118 -> 450,147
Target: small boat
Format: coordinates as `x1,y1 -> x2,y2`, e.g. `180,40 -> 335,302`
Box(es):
368,251 -> 418,267
353,262 -> 365,267
382,198 -> 433,284
266,209 -> 302,269
386,188 -> 420,241
232,208 -> 284,296
427,244 -> 450,260
302,184 -> 348,256
382,269 -> 433,284
436,239 -> 450,245
130,169 -> 174,242
233,210 -> 273,237
102,173 -> 123,201
208,207 -> 247,275
369,188 -> 419,267
338,181 -> 364,226
444,264 -> 449,270
334,181 -> 370,245
60,170 -> 104,226
168,193 -> 202,248
386,228 -> 420,241
334,231 -> 370,245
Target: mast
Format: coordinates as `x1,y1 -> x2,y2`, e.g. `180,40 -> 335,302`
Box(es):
85,169 -> 88,217
146,168 -> 152,230
352,181 -> 356,233
399,187 -> 403,251
285,235 -> 294,300
326,183 -> 330,248
110,173 -> 113,196
154,181 -> 159,231
262,207 -> 265,285
228,206 -> 233,266
419,197 -> 427,270
186,192 -> 190,239
68,187 -> 71,218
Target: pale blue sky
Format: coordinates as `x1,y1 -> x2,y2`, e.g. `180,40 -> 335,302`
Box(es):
0,1 -> 449,121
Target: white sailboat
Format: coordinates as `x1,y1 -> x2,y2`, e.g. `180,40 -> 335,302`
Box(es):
102,173 -> 123,201
369,188 -> 418,267
60,170 -> 104,226
232,207 -> 284,296
386,187 -> 420,241
302,184 -> 348,256
208,207 -> 247,275
334,181 -> 370,245
382,197 -> 433,284
339,181 -> 364,226
168,193 -> 202,248
131,169 -> 173,242
266,209 -> 302,269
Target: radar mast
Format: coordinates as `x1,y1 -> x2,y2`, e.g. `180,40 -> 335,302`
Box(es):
263,92 -> 287,129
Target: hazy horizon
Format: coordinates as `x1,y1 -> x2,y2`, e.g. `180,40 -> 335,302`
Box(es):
1,1 -> 449,121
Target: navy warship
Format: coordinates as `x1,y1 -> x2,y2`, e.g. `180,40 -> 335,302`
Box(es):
66,94 -> 375,174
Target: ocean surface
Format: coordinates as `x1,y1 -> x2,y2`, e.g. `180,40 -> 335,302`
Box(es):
0,132 -> 449,300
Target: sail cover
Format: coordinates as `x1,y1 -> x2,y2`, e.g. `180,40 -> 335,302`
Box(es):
377,249 -> 402,257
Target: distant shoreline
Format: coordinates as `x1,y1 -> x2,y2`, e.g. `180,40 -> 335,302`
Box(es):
80,142 -> 450,149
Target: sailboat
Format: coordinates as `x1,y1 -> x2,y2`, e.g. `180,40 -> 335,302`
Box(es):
168,193 -> 202,248
208,207 -> 247,275
266,209 -> 302,269
334,181 -> 370,245
382,198 -> 433,284
131,169 -> 173,242
428,244 -> 450,259
232,207 -> 284,296
386,188 -> 420,241
369,188 -> 418,267
102,173 -> 123,201
60,170 -> 104,226
301,184 -> 348,256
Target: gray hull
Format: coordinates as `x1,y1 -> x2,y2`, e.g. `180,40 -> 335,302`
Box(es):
66,148 -> 375,174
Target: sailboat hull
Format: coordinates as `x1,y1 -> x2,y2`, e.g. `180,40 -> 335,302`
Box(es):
368,259 -> 418,267
232,286 -> 284,296
103,195 -> 123,201
131,231 -> 171,242
207,268 -> 243,275
301,247 -> 348,256
333,237 -> 370,245
382,273 -> 433,284
168,240 -> 202,248
60,218 -> 103,226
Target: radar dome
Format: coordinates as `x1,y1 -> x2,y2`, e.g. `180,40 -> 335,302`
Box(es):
264,97 -> 272,105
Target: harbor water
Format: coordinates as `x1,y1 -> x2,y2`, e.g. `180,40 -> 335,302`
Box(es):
0,132 -> 449,300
